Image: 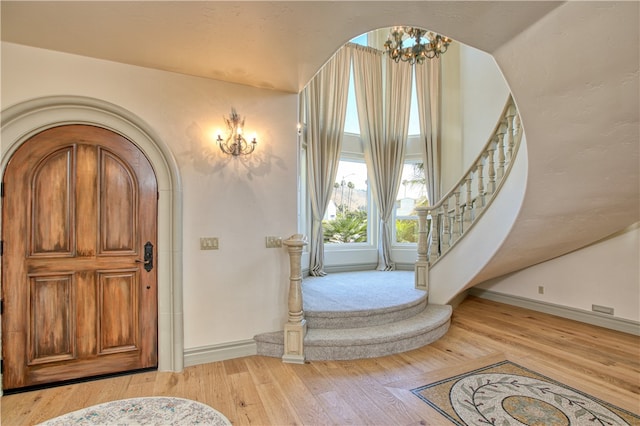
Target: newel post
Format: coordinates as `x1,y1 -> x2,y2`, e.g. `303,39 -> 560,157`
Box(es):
282,234 -> 308,364
415,207 -> 429,296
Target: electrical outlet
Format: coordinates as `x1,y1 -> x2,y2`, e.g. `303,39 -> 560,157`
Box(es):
265,236 -> 282,248
200,237 -> 219,250
538,286 -> 544,294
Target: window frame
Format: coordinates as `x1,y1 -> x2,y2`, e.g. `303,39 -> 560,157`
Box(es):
323,137 -> 378,252
391,150 -> 427,247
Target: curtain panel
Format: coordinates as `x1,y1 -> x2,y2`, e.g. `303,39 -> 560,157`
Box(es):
303,46 -> 351,276
415,58 -> 442,203
352,43 -> 412,271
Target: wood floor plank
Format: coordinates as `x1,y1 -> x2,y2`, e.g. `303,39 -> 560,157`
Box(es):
454,315 -> 640,394
252,359 -> 334,425
340,360 -> 421,425
151,371 -> 180,396
245,356 -> 305,425
316,390 -> 363,425
199,359 -> 239,423
227,368 -> 272,425
311,360 -> 400,425
3,296 -> 639,425
121,369 -> 157,398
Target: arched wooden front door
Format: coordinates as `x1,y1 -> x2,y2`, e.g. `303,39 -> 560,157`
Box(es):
1,124 -> 158,391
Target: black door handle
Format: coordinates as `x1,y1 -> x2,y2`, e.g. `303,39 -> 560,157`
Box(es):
143,241 -> 153,272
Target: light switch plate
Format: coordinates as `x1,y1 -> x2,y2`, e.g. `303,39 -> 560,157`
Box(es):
265,236 -> 282,248
200,237 -> 219,250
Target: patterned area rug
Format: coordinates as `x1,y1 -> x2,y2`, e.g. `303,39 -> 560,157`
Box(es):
412,360 -> 640,426
38,396 -> 232,425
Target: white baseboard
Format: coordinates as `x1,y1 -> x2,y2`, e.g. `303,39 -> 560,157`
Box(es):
394,263 -> 415,271
183,339 -> 257,367
448,290 -> 469,309
324,263 -> 378,273
469,288 -> 640,336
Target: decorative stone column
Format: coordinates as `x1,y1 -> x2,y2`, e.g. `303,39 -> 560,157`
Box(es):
415,207 -> 429,296
282,234 -> 308,364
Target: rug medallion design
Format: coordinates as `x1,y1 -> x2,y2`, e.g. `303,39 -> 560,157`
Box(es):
412,360 -> 639,426
38,396 -> 232,425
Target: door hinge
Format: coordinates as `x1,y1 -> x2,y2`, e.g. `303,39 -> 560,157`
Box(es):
0,240 -> 4,256
1,182 -> 4,197
0,299 -> 3,315
157,191 -> 160,200
0,359 -> 3,374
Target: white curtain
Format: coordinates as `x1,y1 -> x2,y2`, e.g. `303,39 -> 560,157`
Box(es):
304,47 -> 351,276
415,57 -> 442,203
352,44 -> 412,271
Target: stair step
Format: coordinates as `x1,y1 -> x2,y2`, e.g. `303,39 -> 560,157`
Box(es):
305,294 -> 427,329
254,304 -> 452,361
305,304 -> 451,360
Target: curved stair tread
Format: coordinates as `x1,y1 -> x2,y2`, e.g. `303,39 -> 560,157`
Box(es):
305,296 -> 427,329
304,304 -> 452,346
305,293 -> 427,318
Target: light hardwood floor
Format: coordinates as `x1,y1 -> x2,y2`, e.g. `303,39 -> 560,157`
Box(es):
2,296 -> 639,425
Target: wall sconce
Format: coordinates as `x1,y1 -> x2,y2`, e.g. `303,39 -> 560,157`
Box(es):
216,108 -> 257,156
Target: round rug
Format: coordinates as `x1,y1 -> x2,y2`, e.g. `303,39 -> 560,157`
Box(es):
38,396 -> 232,425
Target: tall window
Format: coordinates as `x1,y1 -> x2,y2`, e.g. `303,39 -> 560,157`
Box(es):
326,32 -> 424,249
303,31 -> 427,271
322,159 -> 369,244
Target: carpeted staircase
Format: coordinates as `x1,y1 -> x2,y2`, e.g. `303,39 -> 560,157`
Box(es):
254,271 -> 452,361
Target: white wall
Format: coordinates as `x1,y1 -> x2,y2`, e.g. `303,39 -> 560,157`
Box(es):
440,42 -> 462,192
460,44 -> 511,169
1,42 -> 299,349
440,42 -> 511,195
476,223 -> 640,322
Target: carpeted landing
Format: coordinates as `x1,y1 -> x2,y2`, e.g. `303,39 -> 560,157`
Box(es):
254,270 -> 452,361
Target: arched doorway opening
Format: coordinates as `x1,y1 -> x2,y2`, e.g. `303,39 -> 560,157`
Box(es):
0,96 -> 184,394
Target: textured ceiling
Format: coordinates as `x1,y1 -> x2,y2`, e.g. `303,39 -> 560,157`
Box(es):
1,1 -> 562,93
1,1 -> 638,291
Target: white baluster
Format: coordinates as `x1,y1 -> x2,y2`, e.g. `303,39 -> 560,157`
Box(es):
513,113 -> 522,145
441,200 -> 451,251
464,174 -> 473,228
415,207 -> 429,292
476,158 -> 486,213
429,211 -> 440,263
506,103 -> 516,163
487,137 -> 497,195
452,189 -> 461,243
496,120 -> 507,180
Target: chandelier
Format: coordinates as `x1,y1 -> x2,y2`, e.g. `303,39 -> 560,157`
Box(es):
216,109 -> 257,156
384,27 -> 452,65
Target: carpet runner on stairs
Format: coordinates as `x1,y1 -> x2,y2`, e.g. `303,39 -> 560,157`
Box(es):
254,270 -> 452,361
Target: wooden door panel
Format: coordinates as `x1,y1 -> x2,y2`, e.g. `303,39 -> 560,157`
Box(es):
75,144 -> 98,258
100,150 -> 136,254
2,124 -> 158,390
30,147 -> 75,256
98,269 -> 139,354
28,273 -> 76,364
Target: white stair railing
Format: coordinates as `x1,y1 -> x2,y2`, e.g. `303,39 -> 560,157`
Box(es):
415,96 -> 523,290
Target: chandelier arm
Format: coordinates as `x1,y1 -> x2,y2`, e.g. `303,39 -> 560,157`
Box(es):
384,27 -> 451,65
